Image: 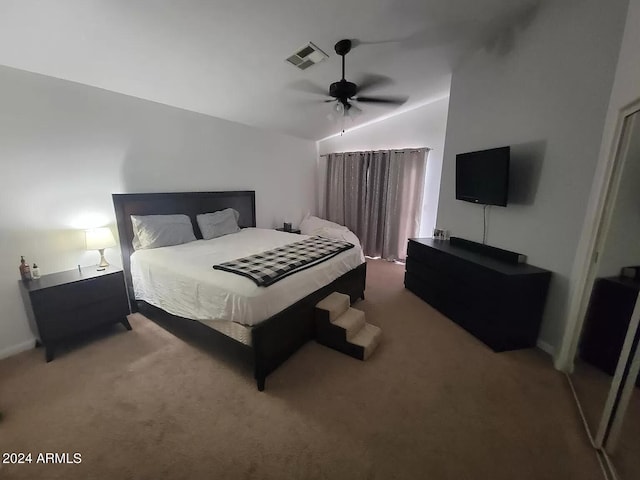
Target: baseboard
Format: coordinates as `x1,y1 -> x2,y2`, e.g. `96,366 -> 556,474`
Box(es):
536,339 -> 555,356
0,338 -> 36,360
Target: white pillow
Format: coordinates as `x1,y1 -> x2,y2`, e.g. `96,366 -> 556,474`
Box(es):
313,226 -> 365,262
131,214 -> 196,250
299,214 -> 348,236
313,226 -> 360,245
197,208 -> 240,240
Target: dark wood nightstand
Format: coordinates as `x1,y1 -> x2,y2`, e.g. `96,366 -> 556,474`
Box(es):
19,265 -> 132,362
275,228 -> 301,234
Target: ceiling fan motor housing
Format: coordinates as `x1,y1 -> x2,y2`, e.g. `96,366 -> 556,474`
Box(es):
330,80 -> 357,100
334,39 -> 352,56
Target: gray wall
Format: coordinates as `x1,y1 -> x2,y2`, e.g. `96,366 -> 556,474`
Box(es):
597,113 -> 640,278
558,0 -> 640,369
436,0 -> 629,352
0,65 -> 317,358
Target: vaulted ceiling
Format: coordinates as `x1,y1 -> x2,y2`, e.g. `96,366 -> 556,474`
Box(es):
0,0 -> 541,140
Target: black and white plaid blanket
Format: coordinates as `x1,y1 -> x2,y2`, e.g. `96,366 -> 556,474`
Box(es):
213,236 -> 354,287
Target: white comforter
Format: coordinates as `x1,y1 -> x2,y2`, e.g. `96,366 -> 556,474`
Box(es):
130,228 -> 363,327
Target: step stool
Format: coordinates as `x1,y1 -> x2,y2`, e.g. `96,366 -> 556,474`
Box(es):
315,292 -> 381,360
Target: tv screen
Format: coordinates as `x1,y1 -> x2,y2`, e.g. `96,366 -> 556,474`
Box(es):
456,146 -> 510,206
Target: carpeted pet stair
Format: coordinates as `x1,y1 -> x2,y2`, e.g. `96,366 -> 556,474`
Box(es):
315,292 -> 381,360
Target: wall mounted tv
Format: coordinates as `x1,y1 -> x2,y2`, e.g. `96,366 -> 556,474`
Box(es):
456,146 -> 510,206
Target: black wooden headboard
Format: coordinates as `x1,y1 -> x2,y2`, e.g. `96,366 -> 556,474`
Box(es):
112,191 -> 256,308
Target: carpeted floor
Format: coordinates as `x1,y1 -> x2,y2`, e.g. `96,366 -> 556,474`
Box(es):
0,259 -> 601,480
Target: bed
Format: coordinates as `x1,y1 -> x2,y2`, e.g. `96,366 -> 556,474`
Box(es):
112,191 -> 366,391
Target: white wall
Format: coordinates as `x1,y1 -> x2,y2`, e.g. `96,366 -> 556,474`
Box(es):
576,0 -> 640,282
558,0 -> 640,368
597,114 -> 640,278
436,0 -> 628,353
0,65 -> 317,358
317,95 -> 450,237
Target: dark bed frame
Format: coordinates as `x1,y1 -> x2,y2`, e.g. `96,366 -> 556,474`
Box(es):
112,191 -> 366,391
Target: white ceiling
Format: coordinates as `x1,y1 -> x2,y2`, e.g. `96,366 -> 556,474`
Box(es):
0,0 -> 541,140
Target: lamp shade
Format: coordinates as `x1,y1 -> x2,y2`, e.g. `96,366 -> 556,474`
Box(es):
85,227 -> 116,250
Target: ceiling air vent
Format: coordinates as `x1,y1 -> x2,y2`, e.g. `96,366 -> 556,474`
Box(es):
286,42 -> 328,70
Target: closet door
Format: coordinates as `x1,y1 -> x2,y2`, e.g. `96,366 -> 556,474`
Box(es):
602,308 -> 640,480
569,109 -> 640,445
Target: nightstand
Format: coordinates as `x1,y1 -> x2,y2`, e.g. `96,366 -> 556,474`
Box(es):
275,228 -> 301,234
19,265 -> 132,362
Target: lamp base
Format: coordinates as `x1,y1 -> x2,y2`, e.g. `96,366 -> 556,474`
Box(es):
97,249 -> 110,271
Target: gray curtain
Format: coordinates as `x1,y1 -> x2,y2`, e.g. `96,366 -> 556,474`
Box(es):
361,151 -> 389,256
325,153 -> 346,225
344,152 -> 368,236
325,148 -> 429,261
382,149 -> 428,260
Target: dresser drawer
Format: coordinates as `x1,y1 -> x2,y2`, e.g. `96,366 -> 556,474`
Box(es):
31,272 -> 126,313
405,258 -> 441,289
404,271 -> 442,309
407,255 -> 505,312
408,240 -> 506,288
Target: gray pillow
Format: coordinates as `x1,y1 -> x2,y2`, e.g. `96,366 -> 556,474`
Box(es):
131,214 -> 196,250
197,208 -> 240,240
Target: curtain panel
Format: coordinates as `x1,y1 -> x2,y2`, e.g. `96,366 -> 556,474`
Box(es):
324,148 -> 429,261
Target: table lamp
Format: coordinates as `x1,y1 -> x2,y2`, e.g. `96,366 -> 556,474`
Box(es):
85,227 -> 116,270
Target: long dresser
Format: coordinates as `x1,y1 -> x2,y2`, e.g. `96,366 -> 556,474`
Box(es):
404,238 -> 551,351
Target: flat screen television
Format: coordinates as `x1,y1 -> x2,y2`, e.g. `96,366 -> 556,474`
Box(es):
456,146 -> 510,206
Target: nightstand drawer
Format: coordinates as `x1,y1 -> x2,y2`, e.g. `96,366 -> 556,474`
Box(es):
38,296 -> 129,341
31,272 -> 126,313
37,312 -> 81,340
76,296 -> 130,325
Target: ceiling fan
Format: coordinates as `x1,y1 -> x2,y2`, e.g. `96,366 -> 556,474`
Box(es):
297,39 -> 408,118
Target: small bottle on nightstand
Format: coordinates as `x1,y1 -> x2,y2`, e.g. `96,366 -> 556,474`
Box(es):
32,263 -> 41,279
19,256 -> 32,281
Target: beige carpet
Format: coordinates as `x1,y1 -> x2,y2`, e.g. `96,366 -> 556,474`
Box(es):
0,259 -> 601,480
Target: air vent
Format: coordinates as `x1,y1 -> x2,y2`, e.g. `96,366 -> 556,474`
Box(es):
286,42 -> 328,70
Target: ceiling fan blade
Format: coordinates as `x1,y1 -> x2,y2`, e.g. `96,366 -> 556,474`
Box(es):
289,79 -> 329,96
348,102 -> 362,114
355,95 -> 408,106
356,74 -> 394,94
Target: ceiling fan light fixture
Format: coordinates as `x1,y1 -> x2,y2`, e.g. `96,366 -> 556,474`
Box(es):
297,38 -> 407,128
